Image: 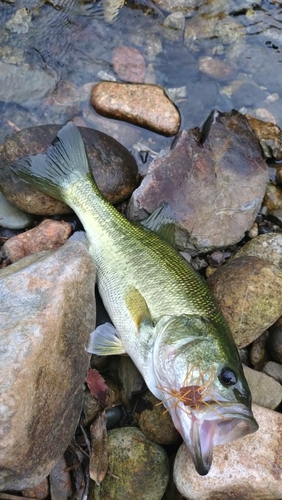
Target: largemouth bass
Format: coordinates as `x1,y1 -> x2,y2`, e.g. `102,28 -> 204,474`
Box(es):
12,122 -> 258,475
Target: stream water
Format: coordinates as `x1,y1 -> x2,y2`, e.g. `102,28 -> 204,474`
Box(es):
1,0 -> 282,158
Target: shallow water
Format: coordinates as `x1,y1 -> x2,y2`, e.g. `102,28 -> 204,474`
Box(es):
1,0 -> 282,158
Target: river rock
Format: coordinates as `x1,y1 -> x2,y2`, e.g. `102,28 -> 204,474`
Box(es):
233,233 -> 282,268
0,124 -> 138,215
0,61 -> 58,104
246,115 -> 282,160
268,320 -> 282,363
112,46 -> 146,83
127,110 -> 268,254
151,0 -> 197,12
249,331 -> 269,368
1,219 -> 72,262
89,427 -> 169,500
0,190 -> 34,229
135,390 -> 181,446
174,404 -> 282,500
207,255 -> 282,348
91,82 -> 181,136
243,366 -> 282,410
263,183 -> 282,212
0,240 -> 96,490
262,361 -> 282,384
199,57 -> 235,81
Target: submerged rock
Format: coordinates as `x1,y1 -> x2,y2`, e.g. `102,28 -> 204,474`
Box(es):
0,241 -> 96,490
128,110 -> 268,254
174,405 -> 282,500
207,255 -> 282,348
91,82 -> 181,136
90,427 -> 169,500
0,124 -> 138,215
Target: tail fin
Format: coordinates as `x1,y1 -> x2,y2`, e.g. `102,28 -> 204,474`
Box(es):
11,122 -> 90,202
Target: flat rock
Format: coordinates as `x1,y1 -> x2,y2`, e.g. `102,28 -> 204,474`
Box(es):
90,427 -> 169,500
174,404 -> 282,500
2,218 -> 72,262
0,241 -> 96,490
233,233 -> 282,269
0,124 -> 138,215
243,366 -> 282,410
91,82 -> 181,136
262,361 -> 282,384
127,110 -> 268,254
207,255 -> 282,348
0,190 -> 34,229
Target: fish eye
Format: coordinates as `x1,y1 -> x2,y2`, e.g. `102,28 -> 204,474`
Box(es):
218,367 -> 237,386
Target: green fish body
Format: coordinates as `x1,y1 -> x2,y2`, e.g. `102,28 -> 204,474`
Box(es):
12,123 -> 258,475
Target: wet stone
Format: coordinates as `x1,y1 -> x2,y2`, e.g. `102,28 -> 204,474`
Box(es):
91,81 -> 181,136
199,57 -> 235,81
127,110 -> 268,254
0,190 -> 34,229
89,427 -> 169,500
249,331 -> 269,369
135,390 -> 181,446
263,183 -> 282,212
207,255 -> 282,348
0,124 -> 139,215
1,218 -> 72,262
268,322 -> 282,363
262,361 -> 282,384
0,241 -> 96,490
268,207 -> 282,227
174,405 -> 282,500
247,115 -> 282,160
243,366 -> 282,410
112,46 -> 146,83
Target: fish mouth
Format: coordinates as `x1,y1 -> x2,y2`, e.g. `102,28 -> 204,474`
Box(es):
175,403 -> 258,476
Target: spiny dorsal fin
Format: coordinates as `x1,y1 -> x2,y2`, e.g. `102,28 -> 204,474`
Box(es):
140,203 -> 176,247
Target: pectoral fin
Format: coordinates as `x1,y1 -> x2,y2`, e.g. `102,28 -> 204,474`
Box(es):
85,322 -> 126,355
140,203 -> 176,247
124,286 -> 153,331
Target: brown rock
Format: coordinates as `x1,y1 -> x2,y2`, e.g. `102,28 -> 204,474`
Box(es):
91,82 -> 181,136
0,240 -> 96,490
112,46 -> 146,83
207,255 -> 282,348
263,183 -> 282,212
22,478 -> 49,499
199,56 -> 235,81
233,233 -> 282,269
136,390 -> 181,446
174,404 -> 282,500
49,456 -> 72,500
2,219 -> 72,262
247,115 -> 282,160
0,124 -> 138,215
127,110 -> 268,254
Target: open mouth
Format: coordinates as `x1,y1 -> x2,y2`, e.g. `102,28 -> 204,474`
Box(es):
175,402 -> 259,475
